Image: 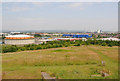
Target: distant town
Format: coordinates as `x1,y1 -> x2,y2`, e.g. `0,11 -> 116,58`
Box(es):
0,30 -> 119,45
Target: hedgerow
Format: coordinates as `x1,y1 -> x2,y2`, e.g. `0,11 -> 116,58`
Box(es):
2,39 -> 119,53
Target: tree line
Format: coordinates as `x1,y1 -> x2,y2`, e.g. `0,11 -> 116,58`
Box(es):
1,39 -> 120,53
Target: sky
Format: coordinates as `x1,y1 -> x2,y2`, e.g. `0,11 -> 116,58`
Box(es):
2,2 -> 118,32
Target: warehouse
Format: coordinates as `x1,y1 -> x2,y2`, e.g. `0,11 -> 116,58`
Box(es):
56,38 -> 81,41
100,38 -> 120,41
5,35 -> 35,45
62,34 -> 92,38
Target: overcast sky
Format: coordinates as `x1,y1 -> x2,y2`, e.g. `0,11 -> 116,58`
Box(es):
2,2 -> 118,32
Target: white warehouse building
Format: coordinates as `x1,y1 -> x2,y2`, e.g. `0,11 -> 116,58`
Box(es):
5,35 -> 35,45
100,38 -> 120,41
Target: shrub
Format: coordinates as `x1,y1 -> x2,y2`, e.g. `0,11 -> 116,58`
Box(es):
36,46 -> 42,50
65,44 -> 69,47
81,41 -> 86,45
74,43 -> 80,46
108,43 -> 113,47
101,42 -> 107,46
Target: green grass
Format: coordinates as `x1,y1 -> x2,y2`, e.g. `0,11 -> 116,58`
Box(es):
2,45 -> 118,79
51,49 -> 73,52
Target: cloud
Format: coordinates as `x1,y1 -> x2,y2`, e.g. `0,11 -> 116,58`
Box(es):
32,2 -> 45,6
4,2 -> 93,12
31,2 -> 51,7
4,2 -> 48,12
61,2 -> 93,10
67,3 -> 83,8
66,3 -> 84,10
7,6 -> 30,12
3,3 -> 31,12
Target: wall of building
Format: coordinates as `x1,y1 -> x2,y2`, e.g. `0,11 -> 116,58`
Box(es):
5,39 -> 35,45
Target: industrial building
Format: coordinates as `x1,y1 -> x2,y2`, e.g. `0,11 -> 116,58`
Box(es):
100,38 -> 120,41
62,34 -> 92,38
5,35 -> 35,45
56,38 -> 87,41
56,38 -> 81,41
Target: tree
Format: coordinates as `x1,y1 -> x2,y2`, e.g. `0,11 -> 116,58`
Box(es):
11,46 -> 17,52
34,34 -> 42,37
2,39 -> 119,53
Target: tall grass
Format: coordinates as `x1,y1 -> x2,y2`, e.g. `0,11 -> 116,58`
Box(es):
2,45 -> 118,79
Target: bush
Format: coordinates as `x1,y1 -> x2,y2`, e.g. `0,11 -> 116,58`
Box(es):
101,42 -> 107,46
65,44 -> 69,47
18,47 -> 26,51
29,47 -> 35,50
81,41 -> 86,45
47,44 -> 53,48
108,43 -> 113,47
36,46 -> 42,50
2,45 -> 17,53
74,43 -> 80,46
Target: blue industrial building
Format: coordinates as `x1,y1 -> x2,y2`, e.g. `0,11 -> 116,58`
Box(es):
63,34 -> 92,38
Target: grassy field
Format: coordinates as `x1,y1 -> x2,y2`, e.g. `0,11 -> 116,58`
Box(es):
2,45 -> 118,79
